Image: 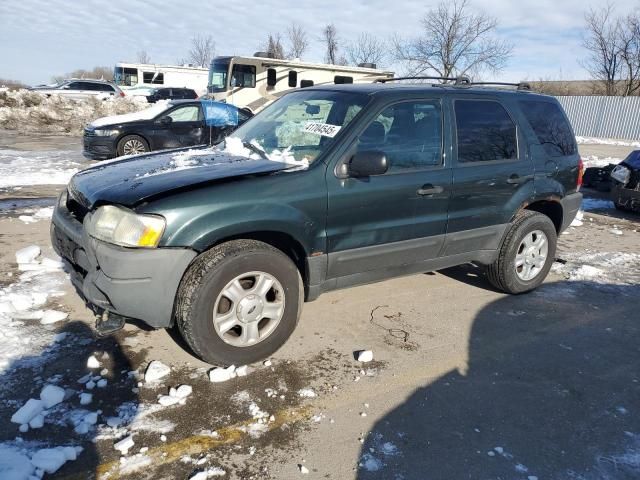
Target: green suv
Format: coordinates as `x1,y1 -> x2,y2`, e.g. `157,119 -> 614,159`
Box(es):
51,81 -> 583,365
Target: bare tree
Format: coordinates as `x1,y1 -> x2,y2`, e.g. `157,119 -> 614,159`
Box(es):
619,12 -> 640,96
188,34 -> 216,68
582,5 -> 623,96
286,23 -> 309,59
136,50 -> 151,64
52,66 -> 113,83
346,33 -> 386,66
260,33 -> 285,59
393,0 -> 512,79
322,24 -> 339,64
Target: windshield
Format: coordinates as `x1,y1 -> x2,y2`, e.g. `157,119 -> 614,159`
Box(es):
113,66 -> 138,86
208,60 -> 229,93
226,90 -> 368,165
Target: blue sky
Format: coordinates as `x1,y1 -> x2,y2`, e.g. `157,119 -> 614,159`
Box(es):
1,0 -> 638,85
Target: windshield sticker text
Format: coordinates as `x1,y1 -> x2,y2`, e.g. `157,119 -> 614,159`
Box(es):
303,122 -> 341,138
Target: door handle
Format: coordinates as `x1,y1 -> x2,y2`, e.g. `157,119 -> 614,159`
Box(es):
417,184 -> 444,196
506,174 -> 526,184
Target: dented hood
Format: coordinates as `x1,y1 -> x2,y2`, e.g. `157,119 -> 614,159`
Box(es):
69,146 -> 291,209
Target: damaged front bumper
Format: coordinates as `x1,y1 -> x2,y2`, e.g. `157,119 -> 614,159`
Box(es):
50,192 -> 196,329
612,183 -> 640,212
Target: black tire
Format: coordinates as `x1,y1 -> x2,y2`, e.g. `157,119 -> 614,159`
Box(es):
486,210 -> 557,294
175,240 -> 303,366
116,134 -> 149,157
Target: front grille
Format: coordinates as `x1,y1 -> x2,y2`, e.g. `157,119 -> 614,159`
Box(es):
84,127 -> 95,137
66,194 -> 89,223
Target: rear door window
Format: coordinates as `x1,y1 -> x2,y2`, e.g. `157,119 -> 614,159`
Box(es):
519,100 -> 576,157
455,100 -> 517,163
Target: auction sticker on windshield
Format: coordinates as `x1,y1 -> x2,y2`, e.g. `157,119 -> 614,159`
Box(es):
303,122 -> 341,137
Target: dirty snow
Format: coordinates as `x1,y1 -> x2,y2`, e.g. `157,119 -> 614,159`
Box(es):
0,89 -> 148,134
0,149 -> 83,188
553,252 -> 640,286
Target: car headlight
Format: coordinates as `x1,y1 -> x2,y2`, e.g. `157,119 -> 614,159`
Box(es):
93,129 -> 119,136
87,205 -> 166,248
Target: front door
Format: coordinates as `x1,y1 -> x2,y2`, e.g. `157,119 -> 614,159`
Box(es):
153,104 -> 205,149
326,99 -> 452,278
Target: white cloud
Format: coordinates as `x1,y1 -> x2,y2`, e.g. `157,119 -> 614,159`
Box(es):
1,0 -> 638,84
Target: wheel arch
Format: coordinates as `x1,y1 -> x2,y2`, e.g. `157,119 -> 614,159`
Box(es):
511,198 -> 563,233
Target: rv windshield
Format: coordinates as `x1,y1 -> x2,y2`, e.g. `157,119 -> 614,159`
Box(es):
227,90 -> 369,164
208,60 -> 229,93
113,66 -> 139,86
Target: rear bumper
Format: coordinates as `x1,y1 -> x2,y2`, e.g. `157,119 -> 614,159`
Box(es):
559,192 -> 583,232
50,193 -> 196,328
83,135 -> 117,160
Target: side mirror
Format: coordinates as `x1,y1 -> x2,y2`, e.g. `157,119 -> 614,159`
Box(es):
348,151 -> 388,178
160,116 -> 172,126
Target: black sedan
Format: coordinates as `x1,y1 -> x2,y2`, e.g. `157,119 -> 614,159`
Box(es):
83,100 -> 252,160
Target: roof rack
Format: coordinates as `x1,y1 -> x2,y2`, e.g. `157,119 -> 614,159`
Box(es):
377,75 -> 471,85
469,81 -> 531,91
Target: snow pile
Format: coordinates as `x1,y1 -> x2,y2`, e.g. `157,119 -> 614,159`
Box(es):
0,246 -> 67,371
576,136 -> 640,148
552,252 -> 640,286
359,433 -> 401,473
209,365 -> 237,383
0,89 -> 148,134
0,149 -> 83,188
157,384 -> 192,406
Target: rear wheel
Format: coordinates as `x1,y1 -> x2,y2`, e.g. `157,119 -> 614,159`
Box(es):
117,135 -> 149,157
175,240 -> 303,366
487,210 -> 557,294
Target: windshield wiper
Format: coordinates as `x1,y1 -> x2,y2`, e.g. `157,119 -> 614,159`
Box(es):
242,141 -> 269,160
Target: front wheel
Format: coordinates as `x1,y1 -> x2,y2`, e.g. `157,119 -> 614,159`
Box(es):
486,211 -> 557,294
117,134 -> 149,157
175,240 -> 303,366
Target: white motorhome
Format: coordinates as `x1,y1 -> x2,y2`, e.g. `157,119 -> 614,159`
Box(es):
207,55 -> 394,111
113,62 -> 209,97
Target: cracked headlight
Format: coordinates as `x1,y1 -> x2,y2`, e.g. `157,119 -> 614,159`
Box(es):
93,129 -> 119,136
87,205 -> 165,248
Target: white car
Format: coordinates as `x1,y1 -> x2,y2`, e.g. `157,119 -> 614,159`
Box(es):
30,79 -> 124,100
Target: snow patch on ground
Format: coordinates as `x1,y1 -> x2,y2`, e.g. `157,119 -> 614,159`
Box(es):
552,252 -> 640,287
577,136 -> 640,148
582,155 -> 620,169
0,149 -> 83,188
0,246 -> 67,372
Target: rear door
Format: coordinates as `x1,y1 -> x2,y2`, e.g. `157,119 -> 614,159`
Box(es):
326,98 -> 452,278
444,96 -> 534,255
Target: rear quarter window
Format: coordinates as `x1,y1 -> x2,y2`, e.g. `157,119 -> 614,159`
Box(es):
519,100 -> 576,157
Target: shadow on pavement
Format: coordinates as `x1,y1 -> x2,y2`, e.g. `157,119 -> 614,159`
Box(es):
0,321 -> 137,479
357,280 -> 640,479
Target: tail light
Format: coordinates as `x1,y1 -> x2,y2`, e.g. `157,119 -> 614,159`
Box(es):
577,157 -> 584,191
120,91 -> 125,97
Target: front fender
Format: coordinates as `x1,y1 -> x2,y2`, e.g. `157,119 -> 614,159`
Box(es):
162,202 -> 323,255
